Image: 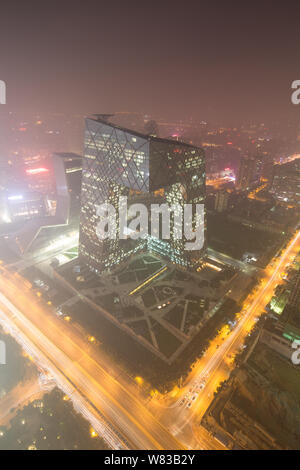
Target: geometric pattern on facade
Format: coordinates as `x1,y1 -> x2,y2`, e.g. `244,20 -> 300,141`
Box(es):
79,116 -> 206,272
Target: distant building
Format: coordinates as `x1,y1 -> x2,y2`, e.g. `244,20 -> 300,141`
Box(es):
25,165 -> 55,196
144,119 -> 159,137
260,154 -> 274,183
1,152 -> 81,255
260,321 -> 292,361
261,273 -> 300,360
214,190 -> 229,212
281,273 -> 300,341
79,115 -> 206,272
271,160 -> 300,205
6,192 -> 46,222
54,152 -> 82,217
236,157 -> 256,191
269,285 -> 290,315
56,152 -> 82,181
236,154 -> 268,191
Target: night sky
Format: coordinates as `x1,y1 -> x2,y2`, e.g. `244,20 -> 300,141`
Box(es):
1,0 -> 300,123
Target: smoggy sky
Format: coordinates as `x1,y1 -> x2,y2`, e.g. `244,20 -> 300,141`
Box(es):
0,0 -> 299,123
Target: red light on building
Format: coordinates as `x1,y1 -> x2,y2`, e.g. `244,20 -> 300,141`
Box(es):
26,167 -> 49,175
226,142 -> 233,145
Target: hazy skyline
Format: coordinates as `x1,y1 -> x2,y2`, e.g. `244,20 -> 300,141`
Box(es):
1,1 -> 300,123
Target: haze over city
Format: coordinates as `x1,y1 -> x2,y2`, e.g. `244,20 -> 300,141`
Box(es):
0,0 -> 300,456
1,1 -> 300,122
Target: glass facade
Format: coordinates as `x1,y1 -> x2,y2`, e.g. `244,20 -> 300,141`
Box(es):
79,117 -> 206,272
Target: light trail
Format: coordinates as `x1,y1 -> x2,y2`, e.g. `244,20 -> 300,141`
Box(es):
169,230 -> 300,434
0,271 -> 184,450
129,265 -> 168,295
0,311 -> 125,450
1,229 -> 299,450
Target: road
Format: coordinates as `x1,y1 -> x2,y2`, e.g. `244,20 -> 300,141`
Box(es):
6,230 -> 79,272
150,229 -> 300,448
275,153 -> 300,165
0,230 -> 299,450
0,267 -> 184,451
206,176 -> 235,189
207,247 -> 260,274
0,376 -> 42,425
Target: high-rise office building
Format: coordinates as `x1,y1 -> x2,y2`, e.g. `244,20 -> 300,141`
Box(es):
282,273 -> 300,341
55,152 -> 82,217
79,116 -> 206,272
2,152 -> 74,255
236,157 -> 256,191
236,154 -> 266,191
214,190 -> 229,212
271,160 -> 300,204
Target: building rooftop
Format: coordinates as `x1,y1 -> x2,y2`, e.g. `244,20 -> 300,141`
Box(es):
89,115 -> 200,149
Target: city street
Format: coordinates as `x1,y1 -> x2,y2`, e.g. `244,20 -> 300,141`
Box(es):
0,230 -> 299,449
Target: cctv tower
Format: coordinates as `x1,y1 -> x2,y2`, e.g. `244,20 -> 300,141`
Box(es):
79,116 -> 206,272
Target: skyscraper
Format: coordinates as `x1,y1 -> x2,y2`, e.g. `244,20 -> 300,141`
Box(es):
79,116 -> 206,272
271,160 -> 300,204
236,157 -> 255,191
236,155 -> 265,191
214,190 -> 229,212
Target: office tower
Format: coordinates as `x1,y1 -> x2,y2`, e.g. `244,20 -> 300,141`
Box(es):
214,190 -> 229,212
236,154 -> 266,191
271,160 -> 300,204
25,165 -> 55,196
6,192 -> 46,222
3,152 -> 74,255
54,152 -> 82,217
252,154 -> 264,182
260,154 -> 274,183
144,119 -> 159,137
236,157 -> 255,191
79,115 -> 206,273
282,273 -> 300,341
